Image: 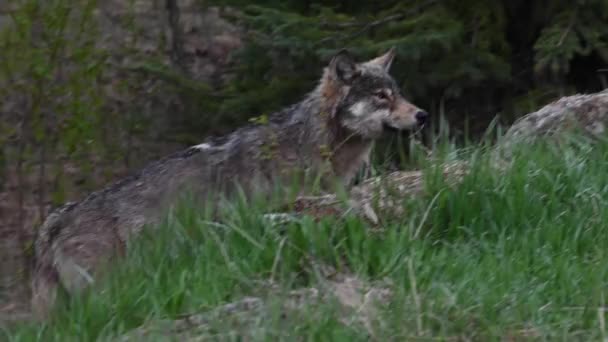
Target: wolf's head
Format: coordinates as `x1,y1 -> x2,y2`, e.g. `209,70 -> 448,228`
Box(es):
320,48 -> 427,139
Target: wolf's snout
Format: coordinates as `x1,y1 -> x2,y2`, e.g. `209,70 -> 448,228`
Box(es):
415,110 -> 428,125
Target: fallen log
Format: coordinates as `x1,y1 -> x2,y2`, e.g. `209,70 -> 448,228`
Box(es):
269,161 -> 468,226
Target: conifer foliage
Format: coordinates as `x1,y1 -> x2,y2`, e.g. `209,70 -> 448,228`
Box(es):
210,0 -> 608,137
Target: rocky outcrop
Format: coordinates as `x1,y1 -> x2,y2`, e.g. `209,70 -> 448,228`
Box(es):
120,273 -> 392,341
504,89 -> 608,142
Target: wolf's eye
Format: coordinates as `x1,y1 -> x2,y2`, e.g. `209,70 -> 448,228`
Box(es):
374,90 -> 390,101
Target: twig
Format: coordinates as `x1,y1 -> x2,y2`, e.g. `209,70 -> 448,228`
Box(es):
557,7 -> 578,47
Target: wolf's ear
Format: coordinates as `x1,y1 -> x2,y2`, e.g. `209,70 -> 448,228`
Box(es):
329,49 -> 360,84
367,47 -> 396,71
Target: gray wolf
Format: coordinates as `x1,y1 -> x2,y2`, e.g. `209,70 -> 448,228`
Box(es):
30,48 -> 427,319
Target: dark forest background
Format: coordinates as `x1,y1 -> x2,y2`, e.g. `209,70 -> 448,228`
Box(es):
1,0 -> 607,302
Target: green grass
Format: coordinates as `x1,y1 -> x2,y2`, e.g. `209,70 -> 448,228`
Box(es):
6,136 -> 608,341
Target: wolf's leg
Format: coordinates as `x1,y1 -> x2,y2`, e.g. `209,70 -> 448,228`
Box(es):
31,262 -> 60,321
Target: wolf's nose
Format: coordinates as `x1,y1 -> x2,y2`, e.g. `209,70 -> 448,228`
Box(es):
415,110 -> 428,124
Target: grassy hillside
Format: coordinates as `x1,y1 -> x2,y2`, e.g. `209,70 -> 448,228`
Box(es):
6,135 -> 608,341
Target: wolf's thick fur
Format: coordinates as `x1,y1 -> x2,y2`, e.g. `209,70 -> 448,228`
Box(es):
30,48 -> 427,319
